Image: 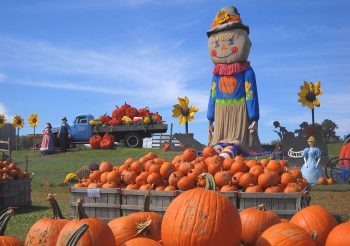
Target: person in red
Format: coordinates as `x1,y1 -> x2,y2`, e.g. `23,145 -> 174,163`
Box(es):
39,122 -> 54,155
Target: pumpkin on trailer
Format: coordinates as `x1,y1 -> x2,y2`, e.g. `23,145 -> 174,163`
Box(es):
56,199 -> 115,246
161,173 -> 241,246
0,208 -> 23,246
240,204 -> 281,246
325,221 -> 350,246
25,193 -> 69,246
256,222 -> 316,246
290,205 -> 337,246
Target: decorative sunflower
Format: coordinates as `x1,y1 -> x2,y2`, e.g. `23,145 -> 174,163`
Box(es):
28,114 -> 39,128
12,115 -> 24,129
298,81 -> 322,109
0,114 -> 6,128
172,96 -> 199,134
297,81 -> 323,125
215,10 -> 230,24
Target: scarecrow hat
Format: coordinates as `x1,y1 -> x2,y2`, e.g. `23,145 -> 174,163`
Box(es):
207,6 -> 250,37
62,117 -> 67,121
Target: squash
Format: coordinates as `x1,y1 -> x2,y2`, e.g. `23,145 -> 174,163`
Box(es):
325,221 -> 350,246
0,208 -> 23,246
161,173 -> 241,246
25,193 -> 69,246
256,222 -> 316,246
290,205 -> 337,246
240,204 -> 281,246
56,199 -> 115,246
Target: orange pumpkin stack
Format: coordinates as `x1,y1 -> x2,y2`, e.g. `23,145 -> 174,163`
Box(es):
0,160 -> 30,182
73,146 -> 308,193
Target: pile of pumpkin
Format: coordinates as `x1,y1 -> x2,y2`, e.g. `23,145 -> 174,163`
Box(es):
89,133 -> 115,150
4,177 -> 350,246
90,102 -> 163,126
74,146 -> 313,193
0,160 -> 30,182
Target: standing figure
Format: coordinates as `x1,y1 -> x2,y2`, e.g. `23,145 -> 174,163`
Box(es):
40,123 -> 54,155
58,117 -> 71,152
301,136 -> 324,184
207,6 -> 263,154
271,144 -> 287,160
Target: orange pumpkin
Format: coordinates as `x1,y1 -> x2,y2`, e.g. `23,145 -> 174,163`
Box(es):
161,173 -> 241,246
123,238 -> 161,246
182,148 -> 197,162
256,222 -> 316,246
177,176 -> 195,191
290,205 -> 338,246
56,199 -> 116,246
220,182 -> 238,192
202,146 -> 217,158
339,136 -> 350,167
245,185 -> 263,192
317,177 -> 328,185
240,204 -> 281,246
214,170 -> 233,187
25,194 -> 69,246
267,160 -> 283,174
325,221 -> 350,246
99,161 -> 113,172
159,162 -> 176,179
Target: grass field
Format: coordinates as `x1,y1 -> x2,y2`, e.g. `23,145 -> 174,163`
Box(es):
5,144 -> 350,241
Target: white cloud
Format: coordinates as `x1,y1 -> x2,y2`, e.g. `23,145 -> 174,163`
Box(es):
0,36 -> 209,110
0,72 -> 7,82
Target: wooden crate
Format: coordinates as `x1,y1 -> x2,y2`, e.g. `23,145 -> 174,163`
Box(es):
120,189 -> 181,216
0,179 -> 31,209
70,188 -> 121,222
238,192 -> 302,217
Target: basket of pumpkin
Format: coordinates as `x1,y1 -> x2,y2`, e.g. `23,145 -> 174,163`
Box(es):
0,160 -> 31,210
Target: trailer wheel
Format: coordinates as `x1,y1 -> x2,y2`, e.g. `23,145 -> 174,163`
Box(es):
124,132 -> 143,148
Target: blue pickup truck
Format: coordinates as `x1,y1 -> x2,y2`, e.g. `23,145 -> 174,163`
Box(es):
52,114 -> 168,148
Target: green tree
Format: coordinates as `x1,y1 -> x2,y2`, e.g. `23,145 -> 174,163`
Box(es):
321,119 -> 340,143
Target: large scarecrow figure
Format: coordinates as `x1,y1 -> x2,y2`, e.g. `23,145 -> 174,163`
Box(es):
207,6 -> 263,155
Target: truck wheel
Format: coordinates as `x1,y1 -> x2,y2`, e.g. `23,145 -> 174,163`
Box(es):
124,132 -> 143,148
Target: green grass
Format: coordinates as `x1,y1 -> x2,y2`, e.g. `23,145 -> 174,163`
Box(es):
4,143 -> 350,241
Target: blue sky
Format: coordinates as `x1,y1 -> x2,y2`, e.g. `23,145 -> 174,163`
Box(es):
1,0 -> 350,144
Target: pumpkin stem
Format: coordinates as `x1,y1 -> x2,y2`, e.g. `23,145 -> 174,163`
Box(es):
0,208 -> 15,236
47,193 -> 65,219
256,204 -> 266,211
76,199 -> 89,220
311,230 -> 318,240
200,173 -> 216,191
135,220 -> 152,236
142,189 -> 151,212
66,224 -> 89,246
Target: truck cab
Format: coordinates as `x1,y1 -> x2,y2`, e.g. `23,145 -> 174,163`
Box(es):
52,114 -> 94,144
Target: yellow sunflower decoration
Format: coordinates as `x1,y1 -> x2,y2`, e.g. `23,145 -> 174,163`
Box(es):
298,81 -> 323,109
172,96 -> 199,134
12,115 -> 24,129
0,114 -> 6,128
28,114 -> 39,127
297,81 -> 323,125
28,114 -> 39,134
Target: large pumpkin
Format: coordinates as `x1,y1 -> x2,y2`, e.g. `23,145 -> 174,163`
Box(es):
25,193 -> 69,246
108,191 -> 162,245
66,224 -> 89,246
56,199 -> 115,246
161,173 -> 241,246
256,222 -> 316,246
325,221 -> 350,246
123,238 -> 161,246
240,204 -> 281,246
290,205 -> 337,246
0,208 -> 23,246
339,135 -> 350,167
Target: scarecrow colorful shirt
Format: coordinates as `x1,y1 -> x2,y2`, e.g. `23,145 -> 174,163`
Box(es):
207,66 -> 259,122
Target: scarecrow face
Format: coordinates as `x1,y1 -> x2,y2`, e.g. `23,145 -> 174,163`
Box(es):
208,29 -> 251,64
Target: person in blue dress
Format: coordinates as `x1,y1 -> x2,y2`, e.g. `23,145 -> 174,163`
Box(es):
301,136 -> 324,184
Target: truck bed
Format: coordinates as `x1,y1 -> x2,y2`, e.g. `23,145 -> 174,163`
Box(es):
93,123 -> 168,134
